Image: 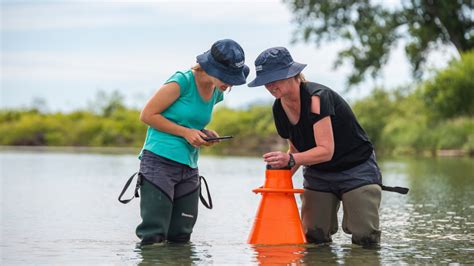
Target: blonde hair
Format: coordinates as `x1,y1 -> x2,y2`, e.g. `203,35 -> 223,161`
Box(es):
191,64 -> 203,71
295,73 -> 307,83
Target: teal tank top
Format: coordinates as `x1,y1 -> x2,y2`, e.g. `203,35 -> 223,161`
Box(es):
141,70 -> 224,168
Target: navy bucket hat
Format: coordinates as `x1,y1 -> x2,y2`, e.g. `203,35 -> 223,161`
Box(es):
248,47 -> 306,87
196,39 -> 249,86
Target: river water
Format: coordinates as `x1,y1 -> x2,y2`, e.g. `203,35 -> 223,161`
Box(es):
1,149 -> 473,264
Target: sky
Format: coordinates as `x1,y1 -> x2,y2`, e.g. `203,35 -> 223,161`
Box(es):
1,0 -> 459,112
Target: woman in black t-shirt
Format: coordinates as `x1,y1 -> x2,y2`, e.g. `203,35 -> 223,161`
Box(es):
248,47 -> 382,246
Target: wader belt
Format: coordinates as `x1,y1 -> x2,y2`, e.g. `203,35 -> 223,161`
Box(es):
118,172 -> 214,208
118,172 -> 142,204
199,175 -> 212,209
380,185 -> 409,194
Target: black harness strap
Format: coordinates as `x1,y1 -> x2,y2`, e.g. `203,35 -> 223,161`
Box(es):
118,172 -> 142,204
118,172 -> 214,208
381,185 -> 409,194
199,175 -> 213,209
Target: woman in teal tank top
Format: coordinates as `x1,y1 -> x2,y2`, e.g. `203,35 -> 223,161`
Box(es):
135,39 -> 249,246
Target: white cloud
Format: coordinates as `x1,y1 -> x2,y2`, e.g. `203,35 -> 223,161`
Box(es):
1,0 -> 290,31
1,50 -> 192,82
0,0 -> 461,112
1,2 -> 142,30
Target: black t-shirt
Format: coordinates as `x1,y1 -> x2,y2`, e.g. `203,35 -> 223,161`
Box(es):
273,82 -> 373,171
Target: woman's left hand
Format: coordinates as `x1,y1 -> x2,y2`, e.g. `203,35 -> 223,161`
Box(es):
263,151 -> 291,168
201,129 -> 220,147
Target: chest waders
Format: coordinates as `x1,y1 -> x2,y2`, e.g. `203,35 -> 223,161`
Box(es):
301,154 -> 408,246
118,172 -> 212,245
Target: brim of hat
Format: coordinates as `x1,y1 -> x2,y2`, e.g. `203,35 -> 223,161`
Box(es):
197,52 -> 248,86
247,62 -> 307,87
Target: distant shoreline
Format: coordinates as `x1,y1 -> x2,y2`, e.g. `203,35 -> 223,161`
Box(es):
0,145 -> 471,158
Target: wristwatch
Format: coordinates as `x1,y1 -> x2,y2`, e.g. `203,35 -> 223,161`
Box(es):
287,153 -> 296,168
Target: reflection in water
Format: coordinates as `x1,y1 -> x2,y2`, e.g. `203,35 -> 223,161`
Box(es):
251,243 -> 382,265
137,242 -> 205,265
1,150 -> 473,264
339,245 -> 382,265
301,244 -> 381,265
251,244 -> 305,265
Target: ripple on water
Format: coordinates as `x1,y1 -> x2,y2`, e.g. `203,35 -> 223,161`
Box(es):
2,152 -> 474,264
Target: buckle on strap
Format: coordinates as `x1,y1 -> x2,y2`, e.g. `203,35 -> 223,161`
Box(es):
199,175 -> 213,209
118,172 -> 142,204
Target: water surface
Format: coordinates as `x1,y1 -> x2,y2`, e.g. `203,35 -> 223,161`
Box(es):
1,150 -> 473,264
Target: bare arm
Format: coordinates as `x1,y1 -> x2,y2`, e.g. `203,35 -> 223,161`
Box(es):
293,95 -> 334,165
263,95 -> 334,168
292,116 -> 334,166
140,82 -> 208,147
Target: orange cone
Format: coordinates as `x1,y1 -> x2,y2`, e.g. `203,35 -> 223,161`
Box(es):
248,166 -> 307,245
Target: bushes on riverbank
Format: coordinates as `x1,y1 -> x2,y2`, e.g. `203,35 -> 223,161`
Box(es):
0,109 -> 146,147
1,100 -> 471,156
352,50 -> 474,156
352,89 -> 473,156
1,51 -> 472,156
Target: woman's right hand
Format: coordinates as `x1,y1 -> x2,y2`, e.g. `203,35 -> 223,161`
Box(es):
183,128 -> 208,147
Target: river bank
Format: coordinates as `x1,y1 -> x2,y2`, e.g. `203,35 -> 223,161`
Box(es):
1,145 -> 472,158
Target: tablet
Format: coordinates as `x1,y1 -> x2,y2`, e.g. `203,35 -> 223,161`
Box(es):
203,136 -> 233,142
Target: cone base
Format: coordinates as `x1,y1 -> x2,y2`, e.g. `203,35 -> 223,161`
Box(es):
248,218 -> 306,245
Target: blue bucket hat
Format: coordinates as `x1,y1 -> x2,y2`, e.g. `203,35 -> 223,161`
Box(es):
248,47 -> 306,87
196,39 -> 249,86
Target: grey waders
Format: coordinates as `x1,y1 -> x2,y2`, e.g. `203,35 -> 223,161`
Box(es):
301,184 -> 382,246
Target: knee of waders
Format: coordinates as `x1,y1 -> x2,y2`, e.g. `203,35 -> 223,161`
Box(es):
352,230 -> 381,246
167,189 -> 200,243
305,228 -> 333,244
136,178 -> 173,241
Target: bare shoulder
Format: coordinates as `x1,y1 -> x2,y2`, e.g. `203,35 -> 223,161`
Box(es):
310,95 -> 320,114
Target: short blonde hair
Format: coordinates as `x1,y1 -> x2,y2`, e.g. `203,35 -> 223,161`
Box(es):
295,73 -> 306,82
191,64 -> 203,71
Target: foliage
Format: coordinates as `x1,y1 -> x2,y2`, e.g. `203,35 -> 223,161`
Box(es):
353,84 -> 473,156
378,92 -> 432,155
204,105 -> 286,155
285,0 -> 474,86
352,88 -> 396,148
88,90 -> 127,117
1,56 -> 473,156
433,117 -> 474,151
0,108 -> 147,147
420,50 -> 474,119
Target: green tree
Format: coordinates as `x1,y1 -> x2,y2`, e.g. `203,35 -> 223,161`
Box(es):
420,50 -> 474,119
285,0 -> 473,86
89,90 -> 127,117
352,88 -> 396,148
205,105 -> 284,155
